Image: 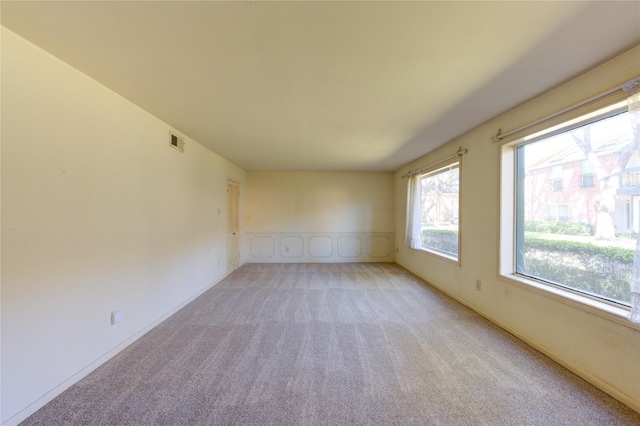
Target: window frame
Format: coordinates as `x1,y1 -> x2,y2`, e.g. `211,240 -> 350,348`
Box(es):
415,157 -> 461,265
623,168 -> 640,188
546,204 -> 569,222
550,166 -> 563,191
581,160 -> 596,188
498,99 -> 637,327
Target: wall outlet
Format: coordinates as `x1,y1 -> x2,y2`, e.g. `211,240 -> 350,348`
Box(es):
475,279 -> 482,292
285,246 -> 289,253
111,310 -> 122,325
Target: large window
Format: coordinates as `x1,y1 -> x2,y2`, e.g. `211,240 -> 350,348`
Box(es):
407,161 -> 460,261
501,99 -> 638,310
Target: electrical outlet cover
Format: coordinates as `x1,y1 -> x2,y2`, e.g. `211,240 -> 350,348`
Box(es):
111,310 -> 122,325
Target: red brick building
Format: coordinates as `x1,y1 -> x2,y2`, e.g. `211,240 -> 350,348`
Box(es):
525,141 -> 640,234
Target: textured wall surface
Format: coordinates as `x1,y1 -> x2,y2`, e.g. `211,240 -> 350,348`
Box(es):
394,46 -> 640,412
1,28 -> 246,424
246,172 -> 395,263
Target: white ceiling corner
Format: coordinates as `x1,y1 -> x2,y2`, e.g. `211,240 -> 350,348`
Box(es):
2,1 -> 639,171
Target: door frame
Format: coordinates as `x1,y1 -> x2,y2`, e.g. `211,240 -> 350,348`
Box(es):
226,178 -> 241,272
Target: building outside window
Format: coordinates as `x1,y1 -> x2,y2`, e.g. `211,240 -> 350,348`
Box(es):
623,168 -> 640,188
551,166 -> 563,191
501,98 -> 639,312
581,160 -> 595,187
546,204 -> 569,222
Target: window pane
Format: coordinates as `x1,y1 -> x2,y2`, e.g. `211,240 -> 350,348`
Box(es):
420,163 -> 459,259
558,204 -> 569,221
582,160 -> 594,174
515,111 -> 635,306
582,174 -> 595,188
581,160 -> 596,187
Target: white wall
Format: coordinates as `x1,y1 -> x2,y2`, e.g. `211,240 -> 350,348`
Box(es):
395,46 -> 640,412
3,19 -> 637,423
1,28 -> 246,424
246,172 -> 394,262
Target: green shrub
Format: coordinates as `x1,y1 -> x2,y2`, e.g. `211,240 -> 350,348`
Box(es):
524,236 -> 633,263
422,229 -> 458,256
520,236 -> 633,304
616,231 -> 639,240
524,221 -> 592,236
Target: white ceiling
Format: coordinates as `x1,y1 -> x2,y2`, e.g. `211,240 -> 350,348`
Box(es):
2,1 -> 639,171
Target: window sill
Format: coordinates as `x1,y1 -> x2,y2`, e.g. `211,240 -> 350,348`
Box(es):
499,273 -> 640,331
412,247 -> 460,266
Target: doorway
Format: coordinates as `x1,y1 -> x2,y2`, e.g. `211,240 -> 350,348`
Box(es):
226,178 -> 240,272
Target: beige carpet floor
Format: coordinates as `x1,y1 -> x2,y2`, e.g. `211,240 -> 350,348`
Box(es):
23,263 -> 640,425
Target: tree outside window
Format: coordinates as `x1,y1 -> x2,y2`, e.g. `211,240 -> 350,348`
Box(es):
419,162 -> 460,259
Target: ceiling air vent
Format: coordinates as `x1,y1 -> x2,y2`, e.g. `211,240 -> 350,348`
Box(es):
170,132 -> 185,153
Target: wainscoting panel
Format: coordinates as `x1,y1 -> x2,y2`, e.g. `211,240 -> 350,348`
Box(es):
367,235 -> 392,258
309,236 -> 333,258
246,233 -> 394,263
280,236 -> 304,258
337,236 -> 361,258
250,236 -> 276,259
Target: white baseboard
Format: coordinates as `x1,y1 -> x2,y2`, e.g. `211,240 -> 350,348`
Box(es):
399,263 -> 640,415
490,314 -> 640,414
2,273 -> 230,426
